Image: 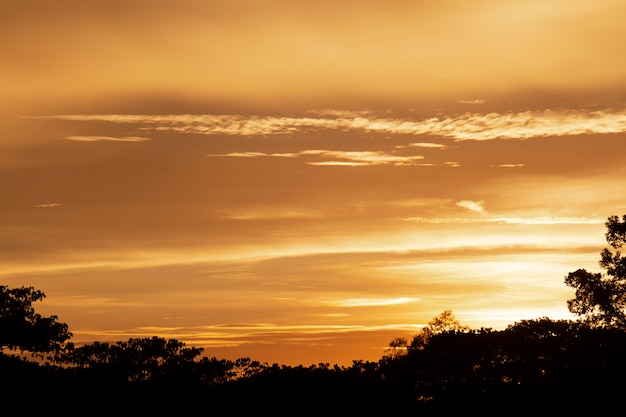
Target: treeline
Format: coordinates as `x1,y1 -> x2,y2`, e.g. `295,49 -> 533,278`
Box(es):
2,318 -> 626,415
2,214 -> 626,415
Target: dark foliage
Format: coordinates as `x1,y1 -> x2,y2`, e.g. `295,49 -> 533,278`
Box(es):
380,318 -> 626,415
3,318 -> 626,416
0,285 -> 71,356
565,214 -> 626,326
59,336 -> 206,384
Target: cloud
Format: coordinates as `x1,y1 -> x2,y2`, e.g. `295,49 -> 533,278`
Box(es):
218,207 -> 325,220
303,150 -> 424,166
457,99 -> 486,104
32,203 -> 62,208
457,200 -> 487,214
320,297 -> 419,307
72,322 -> 420,347
65,135 -> 150,142
208,149 -> 425,166
492,217 -> 605,225
207,152 -> 298,158
307,161 -> 369,167
433,110 -> 626,140
306,109 -> 376,118
491,163 -> 525,168
402,216 -> 604,225
405,142 -> 449,149
39,107 -> 626,141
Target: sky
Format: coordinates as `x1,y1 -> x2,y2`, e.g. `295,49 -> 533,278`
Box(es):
2,0 -> 626,366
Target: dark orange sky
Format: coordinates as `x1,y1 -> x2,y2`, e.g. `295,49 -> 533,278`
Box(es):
2,0 -> 626,365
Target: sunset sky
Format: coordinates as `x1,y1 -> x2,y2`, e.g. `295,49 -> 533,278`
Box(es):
2,0 -> 626,365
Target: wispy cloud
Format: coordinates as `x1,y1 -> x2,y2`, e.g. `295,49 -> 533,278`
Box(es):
457,200 -> 487,214
306,109 -> 376,118
457,99 -> 486,104
39,107 -> 626,140
32,203 -> 62,208
403,216 -> 604,225
491,163 -> 525,168
320,297 -> 419,307
65,135 -> 150,142
217,207 -> 325,220
72,322 -> 420,348
403,142 -> 449,149
207,152 -> 298,158
208,149 -> 425,166
302,150 -> 424,166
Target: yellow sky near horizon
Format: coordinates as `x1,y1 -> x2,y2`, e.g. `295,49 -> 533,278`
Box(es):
2,0 -> 626,365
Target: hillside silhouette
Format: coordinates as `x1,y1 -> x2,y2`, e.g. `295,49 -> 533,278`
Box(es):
2,215 -> 626,416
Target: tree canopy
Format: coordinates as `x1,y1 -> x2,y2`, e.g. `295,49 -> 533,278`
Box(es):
565,215 -> 626,327
0,285 -> 72,355
409,309 -> 470,351
60,336 -> 206,383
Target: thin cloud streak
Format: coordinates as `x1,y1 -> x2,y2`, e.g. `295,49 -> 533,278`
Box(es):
457,99 -> 486,104
70,323 -> 422,348
39,107 -> 626,140
208,149 -> 425,166
32,203 -> 62,208
403,216 -> 605,225
302,150 -> 424,166
319,297 -> 419,308
208,152 -> 299,158
65,135 -> 150,142
491,164 -> 525,168
405,142 -> 449,149
217,207 -> 326,220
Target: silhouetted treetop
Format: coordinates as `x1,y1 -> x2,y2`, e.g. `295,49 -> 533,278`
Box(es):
0,285 -> 71,356
409,309 -> 469,351
61,336 -> 205,383
565,215 -> 626,327
605,214 -> 626,248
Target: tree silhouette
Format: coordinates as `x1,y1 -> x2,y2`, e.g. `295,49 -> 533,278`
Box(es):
61,336 -> 205,383
409,309 -> 469,351
0,285 -> 72,356
565,215 -> 626,327
384,337 -> 409,360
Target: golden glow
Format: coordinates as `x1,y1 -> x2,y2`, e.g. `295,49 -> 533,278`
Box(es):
3,0 -> 626,366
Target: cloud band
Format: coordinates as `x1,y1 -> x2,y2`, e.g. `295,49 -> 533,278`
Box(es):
39,107 -> 626,141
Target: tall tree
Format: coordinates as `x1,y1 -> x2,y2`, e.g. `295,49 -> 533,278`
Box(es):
0,285 -> 72,355
409,309 -> 469,351
565,215 -> 626,327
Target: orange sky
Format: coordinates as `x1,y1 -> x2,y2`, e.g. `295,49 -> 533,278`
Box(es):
2,0 -> 626,365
